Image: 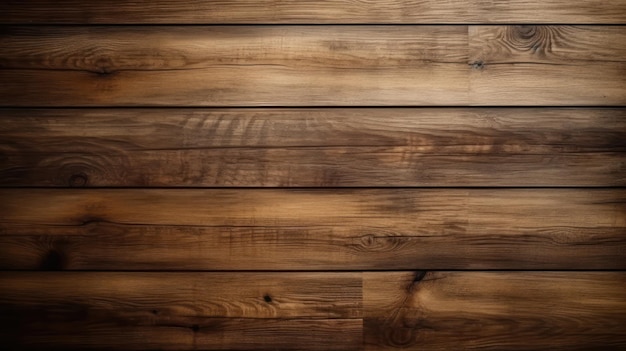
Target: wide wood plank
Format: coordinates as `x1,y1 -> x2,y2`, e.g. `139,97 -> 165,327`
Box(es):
3,272 -> 625,350
469,26 -> 626,105
1,189 -> 624,270
0,26 -> 468,106
1,26 -> 624,106
1,0 -> 625,23
364,272 -> 626,350
1,108 -> 625,187
0,272 -> 362,350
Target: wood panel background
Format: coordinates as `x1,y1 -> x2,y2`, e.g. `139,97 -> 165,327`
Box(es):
1,1 -> 625,350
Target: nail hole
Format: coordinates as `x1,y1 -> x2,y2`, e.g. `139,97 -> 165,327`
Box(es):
263,294 -> 272,303
471,61 -> 485,70
191,324 -> 200,332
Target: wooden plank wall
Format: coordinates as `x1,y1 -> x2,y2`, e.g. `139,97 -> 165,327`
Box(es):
0,1 -> 625,350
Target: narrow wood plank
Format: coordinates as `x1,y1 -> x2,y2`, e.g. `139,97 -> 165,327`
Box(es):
1,108 -> 625,187
364,272 -> 626,350
0,26 -> 468,106
1,0 -> 625,23
1,26 -> 624,106
469,26 -> 626,105
0,272 -> 362,350
1,189 -> 624,270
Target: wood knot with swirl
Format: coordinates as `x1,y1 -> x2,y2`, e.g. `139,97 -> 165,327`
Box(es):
503,25 -> 564,55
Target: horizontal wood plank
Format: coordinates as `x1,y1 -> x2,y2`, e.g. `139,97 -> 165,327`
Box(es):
469,26 -> 626,105
1,26 -> 624,106
1,0 -> 625,23
0,272 -> 362,350
1,108 -> 625,187
0,26 -> 469,106
364,272 -> 626,350
1,189 -> 624,270
2,272 -> 625,350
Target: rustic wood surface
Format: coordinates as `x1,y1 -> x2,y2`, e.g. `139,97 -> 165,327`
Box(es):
1,272 -> 624,350
0,272 -> 362,350
1,0 -> 625,24
364,272 -> 626,350
1,108 -> 625,187
469,26 -> 626,105
1,1 -> 625,349
1,189 -> 624,270
1,26 -> 624,106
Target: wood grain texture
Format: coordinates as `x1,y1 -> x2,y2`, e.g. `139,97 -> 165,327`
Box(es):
0,272 -> 362,350
0,26 -> 468,106
469,26 -> 626,105
364,272 -> 626,350
2,272 -> 624,350
1,0 -> 625,23
1,189 -> 624,270
1,1 -> 625,350
1,108 -> 625,187
1,26 -> 624,106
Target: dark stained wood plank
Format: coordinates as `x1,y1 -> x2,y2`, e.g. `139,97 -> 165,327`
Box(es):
364,272 -> 626,350
1,0 -> 625,23
0,272 -> 362,350
0,26 -> 468,106
1,108 -> 625,187
469,25 -> 626,105
1,189 -> 624,270
1,26 -> 624,106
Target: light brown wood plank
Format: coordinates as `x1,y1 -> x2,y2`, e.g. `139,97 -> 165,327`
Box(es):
1,189 -> 624,270
0,272 -> 362,350
1,0 -> 625,23
2,26 -> 624,106
0,26 -> 468,106
364,272 -> 626,350
1,108 -> 625,187
469,26 -> 626,105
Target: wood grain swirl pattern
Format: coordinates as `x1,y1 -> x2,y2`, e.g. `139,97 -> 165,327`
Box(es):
1,189 -> 624,270
364,272 -> 626,350
1,26 -> 625,105
471,26 -> 626,63
468,25 -> 626,105
1,108 -> 624,187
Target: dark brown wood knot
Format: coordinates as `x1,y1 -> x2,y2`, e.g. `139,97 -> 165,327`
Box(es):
386,327 -> 416,348
40,249 -> 67,270
515,25 -> 538,40
69,173 -> 88,187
